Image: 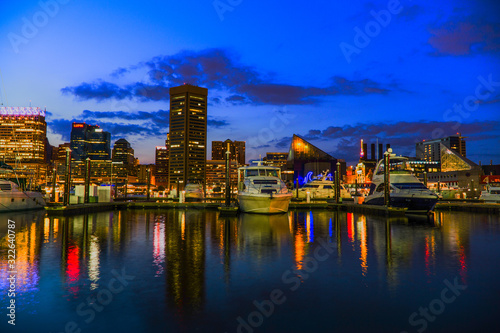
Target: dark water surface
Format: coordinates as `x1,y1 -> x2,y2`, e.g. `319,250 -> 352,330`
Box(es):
1,209 -> 499,332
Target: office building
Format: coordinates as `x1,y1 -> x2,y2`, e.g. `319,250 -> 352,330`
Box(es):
0,107 -> 47,184
70,123 -> 111,161
212,140 -> 246,165
155,142 -> 169,188
206,160 -> 238,196
86,125 -> 111,160
263,152 -> 288,168
112,138 -> 135,165
416,134 -> 466,162
168,84 -> 208,191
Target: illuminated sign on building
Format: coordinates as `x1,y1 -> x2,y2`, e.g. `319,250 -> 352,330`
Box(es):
73,123 -> 85,128
0,107 -> 45,117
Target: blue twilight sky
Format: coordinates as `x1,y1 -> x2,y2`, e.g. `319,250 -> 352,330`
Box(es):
1,0 -> 499,165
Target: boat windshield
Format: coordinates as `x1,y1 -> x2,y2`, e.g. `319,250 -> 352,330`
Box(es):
245,168 -> 279,177
303,184 -> 320,188
392,183 -> 428,190
376,159 -> 412,174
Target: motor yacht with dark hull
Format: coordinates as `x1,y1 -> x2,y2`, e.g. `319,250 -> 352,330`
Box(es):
364,154 -> 439,214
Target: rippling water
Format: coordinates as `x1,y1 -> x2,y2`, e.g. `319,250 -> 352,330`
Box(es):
1,209 -> 499,332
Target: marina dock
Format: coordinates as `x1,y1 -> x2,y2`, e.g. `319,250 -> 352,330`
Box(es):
44,198 -> 500,216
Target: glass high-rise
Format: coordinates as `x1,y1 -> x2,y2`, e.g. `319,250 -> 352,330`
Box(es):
168,84 -> 208,191
0,107 -> 47,184
70,123 -> 111,161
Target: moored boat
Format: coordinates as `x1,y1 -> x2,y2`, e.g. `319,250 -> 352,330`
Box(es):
237,162 -> 292,214
295,170 -> 351,199
0,179 -> 46,213
364,153 -> 439,213
480,179 -> 500,203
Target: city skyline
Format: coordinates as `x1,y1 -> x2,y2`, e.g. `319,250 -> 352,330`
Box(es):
1,0 -> 499,166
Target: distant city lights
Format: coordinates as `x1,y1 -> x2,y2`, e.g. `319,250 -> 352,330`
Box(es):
0,107 -> 45,117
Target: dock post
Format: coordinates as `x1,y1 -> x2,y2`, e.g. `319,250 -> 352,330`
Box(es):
296,178 -> 299,198
336,162 -> 341,204
147,168 -> 151,201
423,171 -> 427,187
84,158 -> 91,204
51,165 -> 57,203
124,174 -> 128,200
384,150 -> 390,207
225,141 -> 231,207
64,148 -> 72,206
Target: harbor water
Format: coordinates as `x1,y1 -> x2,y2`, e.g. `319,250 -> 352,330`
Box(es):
1,209 -> 499,332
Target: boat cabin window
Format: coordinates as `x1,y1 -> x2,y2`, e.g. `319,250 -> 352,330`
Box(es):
323,185 -> 334,189
491,190 -> 500,194
376,159 -> 411,175
246,169 -> 259,177
392,183 -> 428,190
261,169 -> 278,177
376,184 -> 385,192
0,183 -> 12,191
253,179 -> 278,185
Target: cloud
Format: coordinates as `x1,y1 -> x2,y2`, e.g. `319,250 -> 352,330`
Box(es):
47,109 -> 228,144
61,81 -> 132,101
110,67 -> 130,78
207,118 -> 229,128
428,21 -> 500,56
225,95 -> 247,105
61,48 -> 394,105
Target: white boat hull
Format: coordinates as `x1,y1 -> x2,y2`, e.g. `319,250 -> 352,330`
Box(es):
0,191 -> 46,212
238,192 -> 292,214
480,192 -> 500,203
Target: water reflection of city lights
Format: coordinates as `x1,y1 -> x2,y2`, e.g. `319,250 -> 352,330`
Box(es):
44,217 -> 50,243
88,235 -> 101,290
424,234 -> 436,280
153,221 -> 166,277
181,211 -> 186,241
347,213 -> 355,246
357,216 -> 368,276
294,222 -> 306,271
306,212 -> 314,243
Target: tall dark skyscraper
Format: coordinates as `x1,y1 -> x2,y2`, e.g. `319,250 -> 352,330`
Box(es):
168,84 -> 208,191
70,123 -> 111,160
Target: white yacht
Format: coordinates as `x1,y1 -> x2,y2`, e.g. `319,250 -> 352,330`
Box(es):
480,179 -> 500,203
237,162 -> 292,214
364,153 -> 439,213
0,179 -> 46,212
295,170 -> 351,199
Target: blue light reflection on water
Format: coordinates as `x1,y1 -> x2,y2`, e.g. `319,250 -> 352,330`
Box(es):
0,209 -> 499,332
